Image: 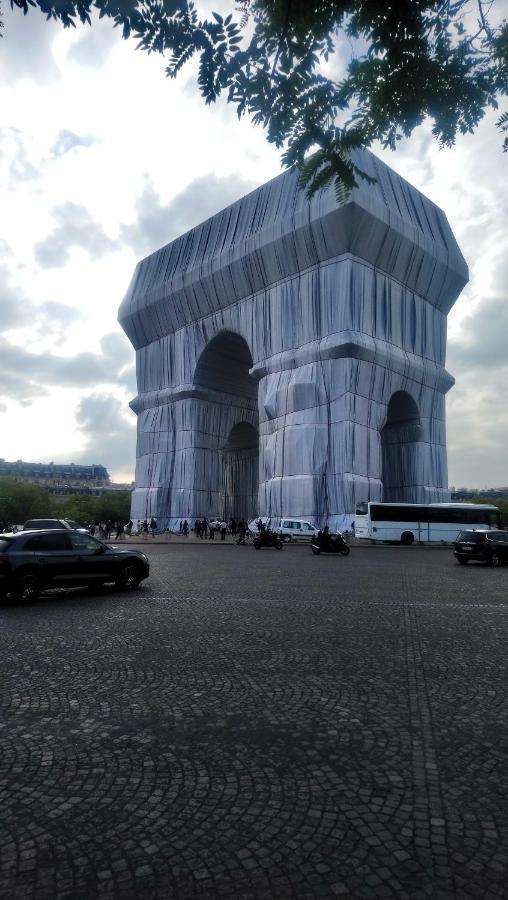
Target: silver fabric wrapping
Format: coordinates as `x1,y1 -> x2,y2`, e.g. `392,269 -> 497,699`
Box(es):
119,149 -> 468,530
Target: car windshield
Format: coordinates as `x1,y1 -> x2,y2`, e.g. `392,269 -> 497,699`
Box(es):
457,531 -> 487,543
64,519 -> 81,529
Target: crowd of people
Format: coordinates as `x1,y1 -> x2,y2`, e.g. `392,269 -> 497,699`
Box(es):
87,516 -> 250,542
179,518 -> 248,540
88,518 -> 158,539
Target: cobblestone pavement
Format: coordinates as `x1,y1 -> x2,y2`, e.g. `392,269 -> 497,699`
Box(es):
1,544 -> 508,899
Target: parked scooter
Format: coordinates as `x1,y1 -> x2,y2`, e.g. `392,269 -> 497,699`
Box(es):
253,526 -> 283,550
311,528 -> 350,556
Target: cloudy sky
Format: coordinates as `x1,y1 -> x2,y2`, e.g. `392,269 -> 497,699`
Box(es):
0,2 -> 507,488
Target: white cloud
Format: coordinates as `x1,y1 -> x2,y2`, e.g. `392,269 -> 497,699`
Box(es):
0,6 -> 505,486
66,16 -> 121,68
50,129 -> 95,157
0,2 -> 61,83
73,393 -> 136,474
0,329 -> 133,404
120,172 -> 255,257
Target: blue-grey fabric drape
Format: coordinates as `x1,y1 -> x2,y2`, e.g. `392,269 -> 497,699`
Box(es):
119,149 -> 468,530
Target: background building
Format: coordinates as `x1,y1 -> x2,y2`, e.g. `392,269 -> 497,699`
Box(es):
120,150 -> 468,530
0,459 -> 111,496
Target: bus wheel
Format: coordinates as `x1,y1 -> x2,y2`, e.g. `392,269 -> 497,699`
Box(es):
401,531 -> 414,546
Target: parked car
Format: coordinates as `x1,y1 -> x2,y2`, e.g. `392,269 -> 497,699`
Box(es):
0,529 -> 149,601
248,518 -> 318,542
275,518 -> 318,542
453,530 -> 508,566
23,518 -> 86,532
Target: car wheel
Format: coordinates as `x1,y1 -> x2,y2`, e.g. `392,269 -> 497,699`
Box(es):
253,540 -> 261,549
12,572 -> 41,602
457,558 -> 469,565
116,563 -> 143,590
490,552 -> 501,568
275,540 -> 283,550
401,531 -> 414,546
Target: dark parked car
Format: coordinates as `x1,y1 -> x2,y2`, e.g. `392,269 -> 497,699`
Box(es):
23,518 -> 85,531
453,530 -> 508,566
0,530 -> 149,601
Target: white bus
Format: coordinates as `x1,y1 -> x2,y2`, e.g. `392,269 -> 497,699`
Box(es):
354,502 -> 501,545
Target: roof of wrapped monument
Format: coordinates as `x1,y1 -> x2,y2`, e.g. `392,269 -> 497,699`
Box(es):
119,148 -> 468,349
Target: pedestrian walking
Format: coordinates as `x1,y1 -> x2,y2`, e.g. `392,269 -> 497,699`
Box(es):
182,519 -> 189,537
209,520 -> 216,540
220,520 -> 227,541
201,518 -> 208,539
115,522 -> 125,540
195,519 -> 202,539
141,519 -> 149,539
150,517 -> 157,536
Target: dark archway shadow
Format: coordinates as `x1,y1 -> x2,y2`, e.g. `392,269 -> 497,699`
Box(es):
381,391 -> 422,502
194,332 -> 259,520
222,422 -> 259,522
194,331 -> 257,399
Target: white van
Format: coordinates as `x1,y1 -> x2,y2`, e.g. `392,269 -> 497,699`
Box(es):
249,518 -> 318,542
277,518 -> 318,542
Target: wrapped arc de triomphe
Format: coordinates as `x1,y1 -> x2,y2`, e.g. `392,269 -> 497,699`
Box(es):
119,149 -> 468,531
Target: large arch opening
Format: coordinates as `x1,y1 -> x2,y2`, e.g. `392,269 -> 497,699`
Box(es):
381,391 -> 422,502
194,331 -> 259,521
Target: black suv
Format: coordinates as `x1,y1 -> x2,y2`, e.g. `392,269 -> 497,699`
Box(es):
0,530 -> 149,601
453,530 -> 508,566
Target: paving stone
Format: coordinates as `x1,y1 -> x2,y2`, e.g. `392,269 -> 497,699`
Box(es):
1,544 -> 508,898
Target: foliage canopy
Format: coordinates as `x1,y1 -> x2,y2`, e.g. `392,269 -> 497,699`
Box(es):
4,1 -> 508,195
0,477 -> 50,524
0,477 -> 132,525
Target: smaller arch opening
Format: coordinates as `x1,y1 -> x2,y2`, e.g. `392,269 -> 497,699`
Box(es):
224,422 -> 258,452
385,391 -> 420,428
194,331 -> 256,399
381,391 -> 422,502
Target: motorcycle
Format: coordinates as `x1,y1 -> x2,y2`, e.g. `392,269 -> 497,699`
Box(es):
253,528 -> 283,550
311,532 -> 350,556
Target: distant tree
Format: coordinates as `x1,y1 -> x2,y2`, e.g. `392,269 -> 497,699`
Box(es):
51,491 -> 132,524
4,0 -> 507,196
470,495 -> 508,524
0,477 -> 51,524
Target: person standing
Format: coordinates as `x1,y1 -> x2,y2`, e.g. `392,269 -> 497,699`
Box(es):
209,520 -> 216,540
201,518 -> 208,539
220,520 -> 227,541
195,519 -> 201,539
150,517 -> 157,536
182,519 -> 189,537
